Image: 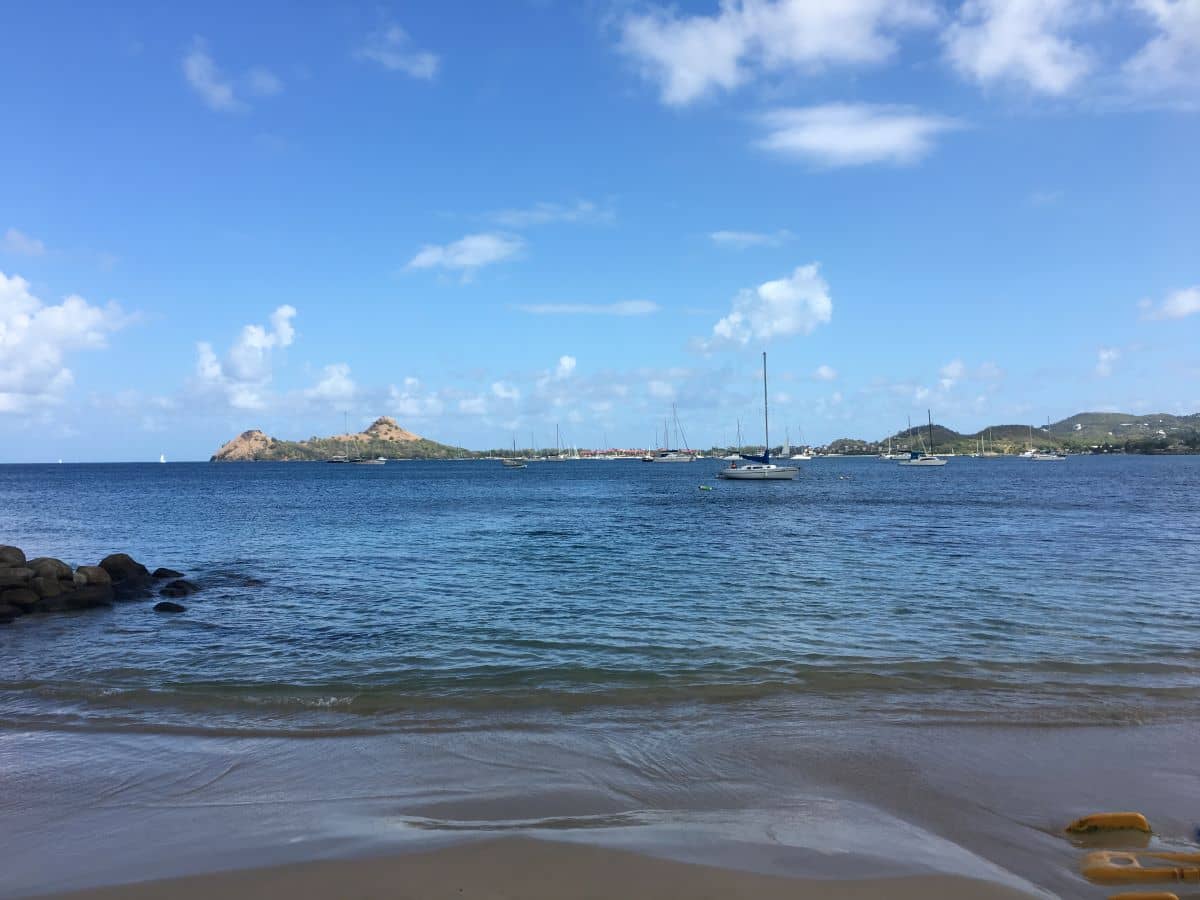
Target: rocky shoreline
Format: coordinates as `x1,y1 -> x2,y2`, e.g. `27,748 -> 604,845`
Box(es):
0,546 -> 197,624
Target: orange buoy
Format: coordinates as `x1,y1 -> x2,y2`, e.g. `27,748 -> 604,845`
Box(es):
1082,851 -> 1200,885
1067,812 -> 1153,834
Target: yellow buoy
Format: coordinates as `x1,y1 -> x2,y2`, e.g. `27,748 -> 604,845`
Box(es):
1067,812 -> 1153,834
1082,851 -> 1200,885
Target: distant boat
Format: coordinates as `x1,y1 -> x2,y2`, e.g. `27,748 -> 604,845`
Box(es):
159,453 -> 166,464
898,411 -> 947,466
502,436 -> 527,468
647,405 -> 696,462
326,454 -> 350,464
1029,417 -> 1067,460
878,434 -> 907,461
717,352 -> 798,481
353,457 -> 386,465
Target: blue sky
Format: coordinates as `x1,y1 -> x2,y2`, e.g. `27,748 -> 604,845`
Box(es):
1,0 -> 1198,460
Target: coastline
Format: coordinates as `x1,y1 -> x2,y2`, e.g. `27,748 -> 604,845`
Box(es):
34,837 -> 1039,900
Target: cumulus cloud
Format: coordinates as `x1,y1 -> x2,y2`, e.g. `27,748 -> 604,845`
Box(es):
813,364 -> 838,381
620,0 -> 936,106
194,305 -> 296,410
2,228 -> 46,257
388,377 -> 444,418
1125,0 -> 1200,102
1141,285 -> 1200,319
1095,347 -> 1121,377
702,263 -> 833,349
492,381 -> 520,401
0,271 -> 129,413
943,0 -> 1095,95
516,300 -> 659,316
407,233 -> 523,274
555,355 -> 577,378
489,200 -> 613,228
182,38 -> 282,112
757,104 -> 959,167
939,358 -> 967,390
182,38 -> 243,111
356,23 -> 439,79
305,363 -> 356,404
709,229 -> 792,249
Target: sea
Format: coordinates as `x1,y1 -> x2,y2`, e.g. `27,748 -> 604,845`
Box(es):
2,456 -> 1199,898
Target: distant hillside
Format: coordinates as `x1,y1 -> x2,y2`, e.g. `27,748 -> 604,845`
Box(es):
210,417 -> 470,461
823,411 -> 1200,455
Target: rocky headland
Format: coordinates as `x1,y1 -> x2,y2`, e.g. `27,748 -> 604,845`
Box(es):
0,546 -> 197,624
210,416 -> 469,462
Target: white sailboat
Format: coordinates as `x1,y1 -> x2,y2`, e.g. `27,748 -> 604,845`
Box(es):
159,453 -> 166,464
1029,418 -> 1067,460
898,411 -> 948,466
648,405 -> 696,462
717,353 -> 799,481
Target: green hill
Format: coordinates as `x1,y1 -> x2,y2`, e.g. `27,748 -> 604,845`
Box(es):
211,417 -> 470,461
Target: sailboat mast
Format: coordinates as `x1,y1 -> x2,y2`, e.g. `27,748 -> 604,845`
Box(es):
927,409 -> 934,455
762,351 -> 769,460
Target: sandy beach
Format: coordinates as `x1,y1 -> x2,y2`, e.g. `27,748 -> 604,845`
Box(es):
37,836 -> 1040,900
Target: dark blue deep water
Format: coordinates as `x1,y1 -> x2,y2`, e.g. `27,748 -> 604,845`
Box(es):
2,456 -> 1199,734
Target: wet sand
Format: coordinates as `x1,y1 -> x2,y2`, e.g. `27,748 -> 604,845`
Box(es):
38,836 -> 1039,899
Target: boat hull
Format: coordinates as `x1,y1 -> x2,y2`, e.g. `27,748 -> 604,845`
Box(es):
716,465 -> 799,480
898,458 -> 947,467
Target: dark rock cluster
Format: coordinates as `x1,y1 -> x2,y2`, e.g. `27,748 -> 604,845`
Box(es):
0,546 -> 195,623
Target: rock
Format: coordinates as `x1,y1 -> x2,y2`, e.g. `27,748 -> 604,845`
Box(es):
0,546 -> 27,568
28,557 -> 73,580
153,600 -> 186,613
36,584 -> 114,612
100,553 -> 151,583
31,576 -> 62,598
0,601 -> 24,619
159,579 -> 199,598
1,588 -> 39,611
152,568 -> 184,579
75,565 -> 112,586
0,568 -> 35,588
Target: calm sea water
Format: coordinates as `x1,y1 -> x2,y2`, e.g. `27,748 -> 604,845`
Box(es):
3,456 -> 1198,736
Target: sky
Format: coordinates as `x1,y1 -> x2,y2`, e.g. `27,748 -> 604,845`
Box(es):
1,0 -> 1198,461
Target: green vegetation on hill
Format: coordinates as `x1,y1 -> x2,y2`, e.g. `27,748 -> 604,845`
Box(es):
265,435 -> 470,461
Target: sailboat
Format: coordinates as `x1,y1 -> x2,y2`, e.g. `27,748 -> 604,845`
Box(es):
502,436 -> 527,468
878,433 -> 907,461
1030,418 -> 1067,460
648,404 -> 695,462
717,353 -> 799,480
898,411 -> 947,466
722,419 -> 742,461
159,453 -> 166,464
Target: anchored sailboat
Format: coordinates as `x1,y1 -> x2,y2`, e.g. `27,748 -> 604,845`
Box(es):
898,411 -> 947,466
717,352 -> 799,481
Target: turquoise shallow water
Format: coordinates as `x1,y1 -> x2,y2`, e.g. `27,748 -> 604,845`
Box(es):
2,456 -> 1198,734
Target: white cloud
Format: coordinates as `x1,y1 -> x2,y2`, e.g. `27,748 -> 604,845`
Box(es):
0,271 -> 128,413
356,23 -> 439,79
757,104 -> 959,167
388,377 -> 444,418
182,38 -> 244,112
1142,285 -> 1200,319
709,229 -> 792,249
1125,0 -> 1200,102
620,0 -> 937,106
194,305 -> 296,410
647,379 -> 675,399
2,228 -> 45,257
939,358 -> 967,390
814,364 -> 838,381
703,263 -> 833,349
492,381 -> 520,401
407,233 -> 523,273
305,363 -> 357,403
489,201 -> 613,228
943,0 -> 1096,95
555,355 -> 577,378
1029,189 -> 1064,206
458,395 -> 488,415
517,300 -> 659,316
1095,347 -> 1121,377
246,67 -> 283,97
